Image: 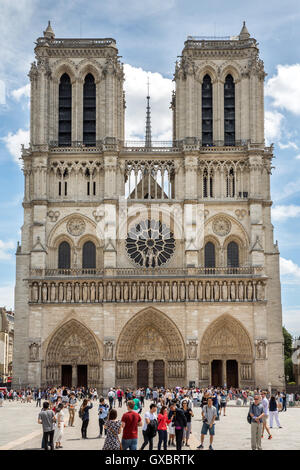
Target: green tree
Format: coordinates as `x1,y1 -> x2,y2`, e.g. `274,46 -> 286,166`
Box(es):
284,358 -> 295,382
282,326 -> 293,360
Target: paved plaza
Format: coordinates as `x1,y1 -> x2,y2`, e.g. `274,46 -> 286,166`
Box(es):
0,400 -> 299,451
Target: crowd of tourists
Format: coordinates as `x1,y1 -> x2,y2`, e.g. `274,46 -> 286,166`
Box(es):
19,385 -> 290,451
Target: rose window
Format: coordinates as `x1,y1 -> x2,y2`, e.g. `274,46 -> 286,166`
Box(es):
126,219 -> 175,268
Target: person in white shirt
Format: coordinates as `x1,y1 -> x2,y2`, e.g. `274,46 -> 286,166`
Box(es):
261,392 -> 272,440
140,404 -> 157,450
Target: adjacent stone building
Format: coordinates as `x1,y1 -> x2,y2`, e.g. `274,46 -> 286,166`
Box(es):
0,308 -> 14,384
13,21 -> 284,391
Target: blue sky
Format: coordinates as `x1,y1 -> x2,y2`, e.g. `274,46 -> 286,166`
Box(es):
0,0 -> 300,336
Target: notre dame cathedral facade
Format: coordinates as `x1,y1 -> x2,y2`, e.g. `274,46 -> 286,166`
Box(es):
13,21 -> 284,392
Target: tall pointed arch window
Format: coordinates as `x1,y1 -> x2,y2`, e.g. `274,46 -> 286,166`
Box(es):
224,74 -> 235,146
83,73 -> 96,146
205,242 -> 216,268
58,73 -> 72,146
82,241 -> 96,269
227,241 -> 239,268
58,241 -> 71,270
226,167 -> 235,197
202,74 -> 213,146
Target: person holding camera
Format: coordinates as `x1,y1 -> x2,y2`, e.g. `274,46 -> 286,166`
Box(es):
168,400 -> 187,451
197,397 -> 217,450
98,397 -> 109,438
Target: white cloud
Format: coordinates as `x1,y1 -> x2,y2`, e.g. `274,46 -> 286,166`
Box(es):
0,284 -> 14,310
0,240 -> 15,261
124,64 -> 173,141
282,309 -> 300,337
264,110 -> 284,145
280,257 -> 300,282
1,128 -> 29,165
278,141 -> 298,150
272,205 -> 300,221
11,83 -> 30,101
265,64 -> 300,115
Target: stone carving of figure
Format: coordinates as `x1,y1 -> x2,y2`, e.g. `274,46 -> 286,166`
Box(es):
124,283 -> 129,301
205,282 -> 211,301
29,343 -> 39,361
172,282 -> 178,302
188,340 -> 197,358
189,282 -> 195,301
42,284 -> 48,302
90,283 -> 96,302
105,341 -> 114,360
164,282 -> 170,301
222,281 -> 228,301
107,282 -> 113,301
156,282 -> 161,301
82,283 -> 88,302
115,283 -> 121,301
98,283 -> 104,302
230,282 -> 236,301
148,282 -> 153,301
214,282 -> 219,301
66,283 -> 72,302
180,282 -> 186,301
256,282 -> 264,301
132,282 -> 137,301
238,281 -> 244,301
247,282 -> 253,301
140,282 -> 145,301
197,282 -> 203,300
51,283 -> 56,302
33,283 -> 39,302
58,283 -> 64,302
74,283 -> 80,302
257,340 -> 266,359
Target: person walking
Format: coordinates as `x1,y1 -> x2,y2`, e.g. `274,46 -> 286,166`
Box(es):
0,391 -> 4,407
249,394 -> 265,450
121,400 -> 142,450
108,388 -> 115,410
197,397 -> 217,450
54,403 -> 65,449
220,390 -> 227,416
79,398 -> 93,439
140,403 -> 157,450
182,400 -> 194,447
116,388 -> 123,408
269,395 -> 282,429
282,391 -> 287,412
261,392 -> 272,440
38,401 -> 56,451
157,405 -> 171,450
36,389 -> 42,407
168,400 -> 187,451
98,397 -> 109,438
68,392 -> 77,427
102,409 -> 122,450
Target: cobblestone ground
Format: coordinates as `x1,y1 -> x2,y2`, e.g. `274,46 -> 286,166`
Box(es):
0,400 -> 299,451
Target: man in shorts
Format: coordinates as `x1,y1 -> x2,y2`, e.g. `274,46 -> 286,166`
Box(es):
197,397 -> 217,450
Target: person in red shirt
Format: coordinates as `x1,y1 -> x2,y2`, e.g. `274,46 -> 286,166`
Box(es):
121,400 -> 142,450
157,405 -> 171,450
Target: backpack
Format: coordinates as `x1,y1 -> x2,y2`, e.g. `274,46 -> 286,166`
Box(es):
247,404 -> 254,424
146,419 -> 158,438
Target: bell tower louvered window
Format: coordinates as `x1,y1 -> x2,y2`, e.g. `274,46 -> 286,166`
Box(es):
83,74 -> 96,146
227,241 -> 239,267
224,74 -> 235,146
82,241 -> 96,269
58,73 -> 72,146
58,241 -> 71,269
205,242 -> 216,268
202,74 -> 213,146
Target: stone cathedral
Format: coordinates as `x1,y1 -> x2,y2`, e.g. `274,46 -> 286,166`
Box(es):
13,21 -> 284,392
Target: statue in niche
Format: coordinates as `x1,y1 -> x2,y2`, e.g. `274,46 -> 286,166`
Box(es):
189,282 -> 195,301
257,340 -> 266,359
132,282 -> 137,301
124,283 -> 129,301
187,340 -> 197,359
82,283 -> 88,302
33,283 -> 39,302
222,281 -> 228,301
164,282 -> 170,301
247,282 -> 253,301
115,283 -> 121,301
172,282 -> 178,302
214,282 -> 219,301
105,341 -> 114,360
29,342 -> 39,361
205,282 -> 211,301
74,283 -> 80,302
107,283 -> 113,301
238,282 -> 244,301
156,282 -> 161,301
98,283 -> 104,301
197,282 -> 203,300
58,283 -> 64,302
50,283 -> 56,302
230,282 -> 236,301
148,282 -> 153,301
90,283 -> 96,302
66,283 -> 72,302
180,282 -> 186,301
140,282 -> 145,301
42,284 -> 48,302
256,281 -> 264,301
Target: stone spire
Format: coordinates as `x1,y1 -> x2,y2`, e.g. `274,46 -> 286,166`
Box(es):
43,21 -> 55,40
145,76 -> 152,148
239,21 -> 250,40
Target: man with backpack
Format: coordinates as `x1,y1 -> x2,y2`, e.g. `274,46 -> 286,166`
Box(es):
140,403 -> 158,450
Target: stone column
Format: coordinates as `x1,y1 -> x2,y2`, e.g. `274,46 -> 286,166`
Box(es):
72,364 -> 77,387
148,361 -> 154,388
222,359 -> 226,387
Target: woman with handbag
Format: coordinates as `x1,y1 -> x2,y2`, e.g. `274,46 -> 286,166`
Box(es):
102,409 -> 122,450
